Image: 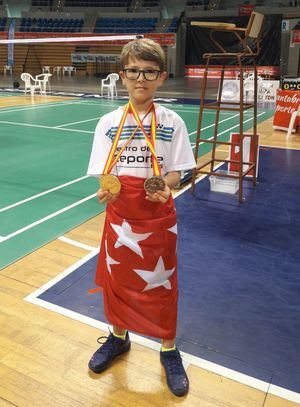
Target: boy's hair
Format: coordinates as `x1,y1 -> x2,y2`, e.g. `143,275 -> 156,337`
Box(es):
120,38 -> 165,71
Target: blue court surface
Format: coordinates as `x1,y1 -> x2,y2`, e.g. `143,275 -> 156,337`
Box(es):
28,147 -> 300,396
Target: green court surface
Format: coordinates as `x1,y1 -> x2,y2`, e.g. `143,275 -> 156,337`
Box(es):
0,98 -> 273,269
0,92 -> 23,97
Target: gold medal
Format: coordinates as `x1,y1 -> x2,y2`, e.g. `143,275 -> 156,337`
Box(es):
100,174 -> 121,194
101,103 -> 161,197
144,175 -> 166,193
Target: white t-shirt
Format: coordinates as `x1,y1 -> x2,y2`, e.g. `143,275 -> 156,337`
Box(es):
87,104 -> 196,178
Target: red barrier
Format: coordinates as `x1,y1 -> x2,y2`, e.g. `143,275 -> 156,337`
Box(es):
292,30 -> 300,44
185,65 -> 279,78
273,89 -> 300,132
228,133 -> 259,177
238,4 -> 255,16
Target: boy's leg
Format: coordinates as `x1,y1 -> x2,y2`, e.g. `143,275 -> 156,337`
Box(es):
113,325 -> 127,339
162,338 -> 176,350
88,325 -> 131,374
160,337 -> 189,397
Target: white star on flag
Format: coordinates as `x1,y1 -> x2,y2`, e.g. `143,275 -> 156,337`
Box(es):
168,224 -> 177,235
111,220 -> 152,258
168,223 -> 178,253
133,257 -> 175,291
105,239 -> 120,274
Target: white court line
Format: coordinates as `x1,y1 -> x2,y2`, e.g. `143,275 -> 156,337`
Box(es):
0,100 -> 80,114
76,100 -> 254,116
0,119 -> 93,134
174,162 -> 225,199
55,111 -> 250,129
189,111 -> 266,148
214,111 -> 266,138
0,108 -> 250,138
54,117 -> 100,128
0,112 -> 265,240
189,111 -> 266,138
260,144 -> 300,151
58,236 -> 98,252
170,108 -> 253,116
23,248 -> 300,404
0,175 -> 90,213
0,193 -> 97,243
268,384 -> 300,404
21,107 -> 288,399
76,101 -> 123,108
189,111 -> 242,138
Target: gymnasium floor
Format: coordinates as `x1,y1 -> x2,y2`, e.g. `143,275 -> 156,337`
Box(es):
0,95 -> 272,269
0,80 -> 300,407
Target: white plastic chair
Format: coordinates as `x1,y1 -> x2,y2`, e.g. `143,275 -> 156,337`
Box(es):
53,66 -> 61,76
101,73 -> 119,99
287,107 -> 300,138
63,66 -> 77,76
4,65 -> 12,75
35,73 -> 52,94
42,66 -> 51,73
20,73 -> 42,96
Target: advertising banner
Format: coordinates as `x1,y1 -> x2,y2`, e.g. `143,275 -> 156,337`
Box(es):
220,79 -> 280,103
185,65 -> 279,78
273,89 -> 300,132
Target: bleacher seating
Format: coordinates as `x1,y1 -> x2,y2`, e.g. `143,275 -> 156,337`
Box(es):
32,0 -> 53,6
186,0 -> 209,5
94,17 -> 157,33
141,0 -> 160,7
0,16 -> 6,31
19,17 -> 84,32
166,17 -> 179,33
65,0 -> 130,6
256,0 -> 296,5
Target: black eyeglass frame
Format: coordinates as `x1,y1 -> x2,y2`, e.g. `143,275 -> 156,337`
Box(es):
123,68 -> 161,81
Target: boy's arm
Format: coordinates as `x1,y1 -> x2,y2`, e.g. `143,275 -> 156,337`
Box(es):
164,171 -> 181,189
87,118 -> 112,177
87,116 -> 121,204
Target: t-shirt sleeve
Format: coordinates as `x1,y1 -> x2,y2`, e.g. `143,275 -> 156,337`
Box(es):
87,116 -> 112,177
165,115 -> 196,173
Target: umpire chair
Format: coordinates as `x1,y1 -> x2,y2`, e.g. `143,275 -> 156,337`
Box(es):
190,12 -> 265,202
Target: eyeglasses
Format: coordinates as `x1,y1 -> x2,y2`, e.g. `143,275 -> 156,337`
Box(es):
123,68 -> 161,81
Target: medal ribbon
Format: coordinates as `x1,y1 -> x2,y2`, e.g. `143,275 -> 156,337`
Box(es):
103,103 -> 129,175
129,101 -> 161,176
103,103 -> 153,175
103,102 -> 161,176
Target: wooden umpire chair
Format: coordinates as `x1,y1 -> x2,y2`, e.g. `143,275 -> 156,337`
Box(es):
190,12 -> 265,202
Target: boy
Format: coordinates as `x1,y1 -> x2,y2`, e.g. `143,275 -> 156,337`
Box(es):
87,38 -> 196,397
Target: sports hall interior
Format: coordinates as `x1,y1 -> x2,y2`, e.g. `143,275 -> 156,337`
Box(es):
0,0 -> 300,406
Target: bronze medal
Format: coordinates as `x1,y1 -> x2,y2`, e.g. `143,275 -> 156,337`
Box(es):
100,174 -> 121,194
144,175 -> 166,193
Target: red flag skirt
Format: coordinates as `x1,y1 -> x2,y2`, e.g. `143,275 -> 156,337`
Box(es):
95,176 -> 178,340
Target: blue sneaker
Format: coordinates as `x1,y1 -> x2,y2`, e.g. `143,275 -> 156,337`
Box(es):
88,331 -> 131,373
160,348 -> 189,396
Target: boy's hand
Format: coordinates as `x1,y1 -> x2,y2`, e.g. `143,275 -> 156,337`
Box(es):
145,185 -> 171,203
97,188 -> 119,204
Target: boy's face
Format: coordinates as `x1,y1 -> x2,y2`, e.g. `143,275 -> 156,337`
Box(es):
120,57 -> 167,105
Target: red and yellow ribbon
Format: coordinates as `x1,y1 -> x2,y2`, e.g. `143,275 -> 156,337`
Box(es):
129,101 -> 161,176
102,102 -> 161,176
